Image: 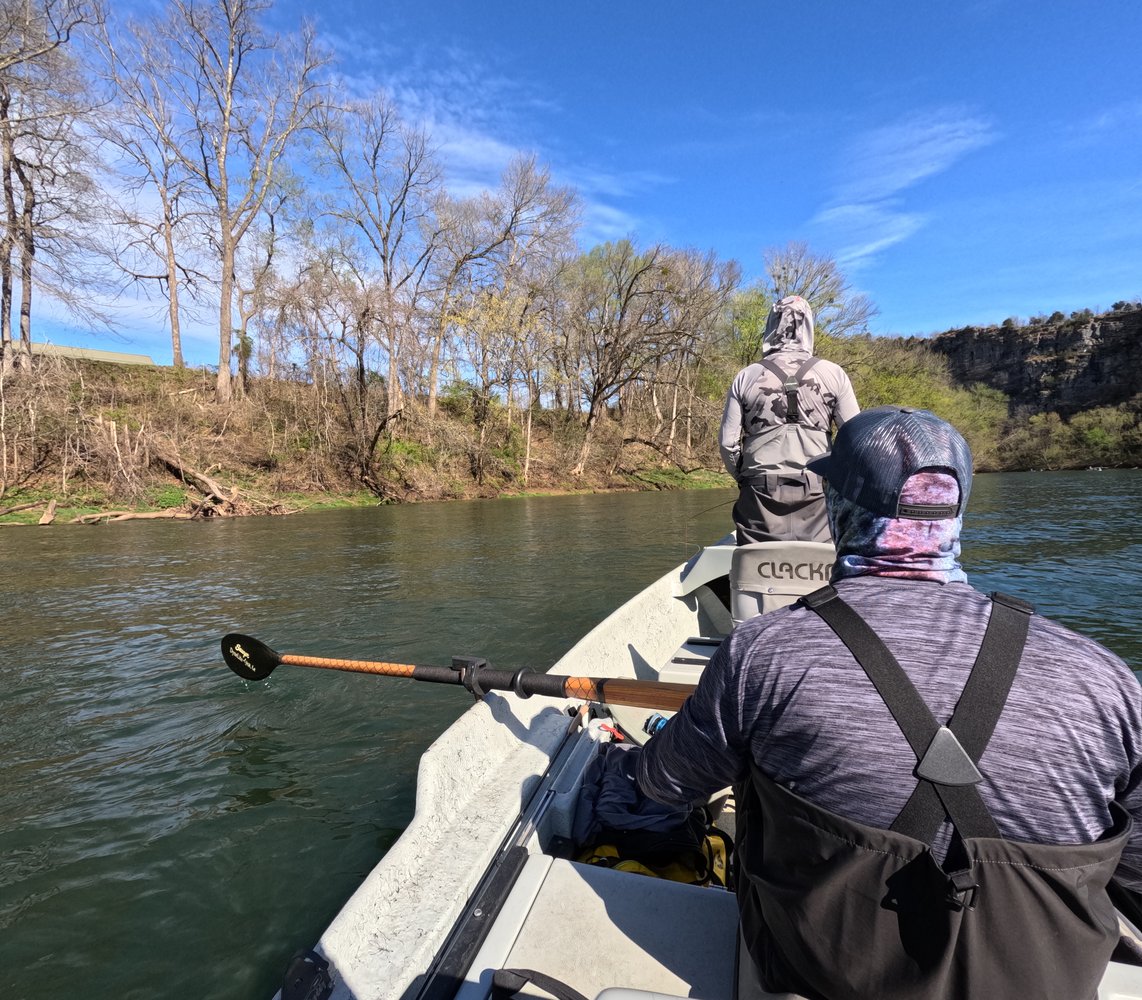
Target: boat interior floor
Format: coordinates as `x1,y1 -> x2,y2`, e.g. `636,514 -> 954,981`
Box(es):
443,714 -> 1142,1000
452,852 -> 799,1000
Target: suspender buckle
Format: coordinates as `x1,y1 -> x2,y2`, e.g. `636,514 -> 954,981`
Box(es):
946,868 -> 978,911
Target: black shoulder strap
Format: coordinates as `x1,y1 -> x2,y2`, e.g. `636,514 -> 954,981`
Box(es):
760,356 -> 820,424
493,969 -> 589,1000
800,586 -> 1033,843
891,591 -> 1033,840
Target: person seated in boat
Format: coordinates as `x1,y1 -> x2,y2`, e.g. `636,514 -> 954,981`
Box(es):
639,405 -> 1142,1000
718,294 -> 859,545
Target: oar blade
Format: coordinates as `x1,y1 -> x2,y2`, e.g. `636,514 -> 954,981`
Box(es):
221,633 -> 281,681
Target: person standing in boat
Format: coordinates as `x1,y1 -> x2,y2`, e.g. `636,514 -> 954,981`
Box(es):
719,294 -> 859,544
639,406 -> 1142,1000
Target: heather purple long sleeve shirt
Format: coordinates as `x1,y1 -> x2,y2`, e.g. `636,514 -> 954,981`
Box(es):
637,576 -> 1142,887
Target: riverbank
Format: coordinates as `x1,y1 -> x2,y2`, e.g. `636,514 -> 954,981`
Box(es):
0,356 -> 739,525
2,352 -> 1137,527
0,468 -> 735,525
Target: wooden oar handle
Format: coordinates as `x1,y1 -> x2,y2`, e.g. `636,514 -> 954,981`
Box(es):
506,674 -> 693,711
585,678 -> 694,712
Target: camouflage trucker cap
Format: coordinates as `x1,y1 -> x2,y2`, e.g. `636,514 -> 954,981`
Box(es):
806,406 -> 973,519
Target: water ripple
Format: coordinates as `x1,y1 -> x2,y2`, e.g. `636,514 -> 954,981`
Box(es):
0,474 -> 1137,997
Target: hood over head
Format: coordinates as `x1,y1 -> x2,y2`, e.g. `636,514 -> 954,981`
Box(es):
762,295 -> 815,355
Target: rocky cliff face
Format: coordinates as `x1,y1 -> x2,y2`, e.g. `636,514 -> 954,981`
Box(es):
928,307 -> 1142,415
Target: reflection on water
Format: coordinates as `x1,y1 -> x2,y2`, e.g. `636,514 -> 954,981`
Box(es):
965,472 -> 1141,658
0,473 -> 1137,999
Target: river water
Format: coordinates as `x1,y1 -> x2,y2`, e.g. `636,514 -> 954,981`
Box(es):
1,472 -> 1138,999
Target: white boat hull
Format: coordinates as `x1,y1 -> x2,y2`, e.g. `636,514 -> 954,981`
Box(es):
283,540 -> 1142,1000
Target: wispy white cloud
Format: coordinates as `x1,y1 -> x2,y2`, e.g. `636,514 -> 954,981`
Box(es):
315,22 -> 662,245
580,201 -> 643,245
1085,99 -> 1142,134
557,163 -> 672,201
322,27 -> 547,185
1062,98 -> 1142,152
815,203 -> 927,268
835,109 -> 996,202
813,107 -> 997,268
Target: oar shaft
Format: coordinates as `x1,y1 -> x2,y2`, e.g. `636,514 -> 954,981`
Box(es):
277,652 -> 695,710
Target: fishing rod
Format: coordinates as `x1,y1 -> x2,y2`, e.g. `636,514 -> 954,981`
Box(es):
220,633 -> 697,712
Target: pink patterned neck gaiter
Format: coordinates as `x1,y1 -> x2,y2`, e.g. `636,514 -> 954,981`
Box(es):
827,472 -> 967,584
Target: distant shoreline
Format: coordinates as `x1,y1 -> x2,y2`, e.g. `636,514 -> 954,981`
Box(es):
2,467 -> 1136,527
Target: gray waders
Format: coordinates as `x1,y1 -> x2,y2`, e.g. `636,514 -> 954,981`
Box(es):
734,586 -> 1132,1000
734,357 -> 828,545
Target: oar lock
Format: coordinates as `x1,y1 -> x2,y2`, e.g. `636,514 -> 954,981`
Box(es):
450,656 -> 535,701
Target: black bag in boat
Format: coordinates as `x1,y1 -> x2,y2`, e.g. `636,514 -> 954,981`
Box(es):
572,741 -> 731,886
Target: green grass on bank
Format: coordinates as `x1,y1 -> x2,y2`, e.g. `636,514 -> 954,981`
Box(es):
0,474 -> 737,525
624,468 -> 734,490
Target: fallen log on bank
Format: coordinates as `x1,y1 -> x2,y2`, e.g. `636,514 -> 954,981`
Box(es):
151,445 -> 239,512
0,499 -> 48,517
72,509 -> 198,524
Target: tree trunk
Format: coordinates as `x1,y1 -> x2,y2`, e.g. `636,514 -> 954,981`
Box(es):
0,91 -> 14,375
523,402 -> 532,485
15,158 -> 34,357
163,196 -> 184,368
426,314 -> 444,418
571,406 -> 600,476
216,234 -> 234,403
667,380 -> 679,459
427,271 -> 460,419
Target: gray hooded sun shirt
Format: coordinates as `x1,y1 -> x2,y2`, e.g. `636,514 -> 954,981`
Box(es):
719,296 -> 859,481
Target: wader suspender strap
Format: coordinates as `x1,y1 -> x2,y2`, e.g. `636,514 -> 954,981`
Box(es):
892,592 -> 1034,841
801,587 -> 1033,844
760,357 -> 820,423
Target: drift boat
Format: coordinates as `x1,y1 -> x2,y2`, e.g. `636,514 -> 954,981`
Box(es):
229,538 -> 1142,1000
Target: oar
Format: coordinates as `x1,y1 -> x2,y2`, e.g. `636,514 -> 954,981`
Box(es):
220,633 -> 697,712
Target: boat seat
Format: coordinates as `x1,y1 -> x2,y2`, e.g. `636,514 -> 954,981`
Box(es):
658,635 -> 725,686
730,541 -> 836,626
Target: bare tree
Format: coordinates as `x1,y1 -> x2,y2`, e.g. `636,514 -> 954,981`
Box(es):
233,184 -> 292,393
0,0 -> 99,74
513,252 -> 572,483
425,154 -> 577,419
95,11 -> 211,368
644,248 -> 737,463
273,226 -> 403,496
145,0 -> 327,402
565,240 -> 724,475
0,0 -> 103,373
315,94 -> 440,418
763,240 -> 877,338
447,164 -> 577,481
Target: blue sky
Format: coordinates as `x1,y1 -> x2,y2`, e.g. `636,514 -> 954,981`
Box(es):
52,0 -> 1142,364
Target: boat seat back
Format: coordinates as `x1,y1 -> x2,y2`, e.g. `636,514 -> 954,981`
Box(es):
730,541 -> 836,626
